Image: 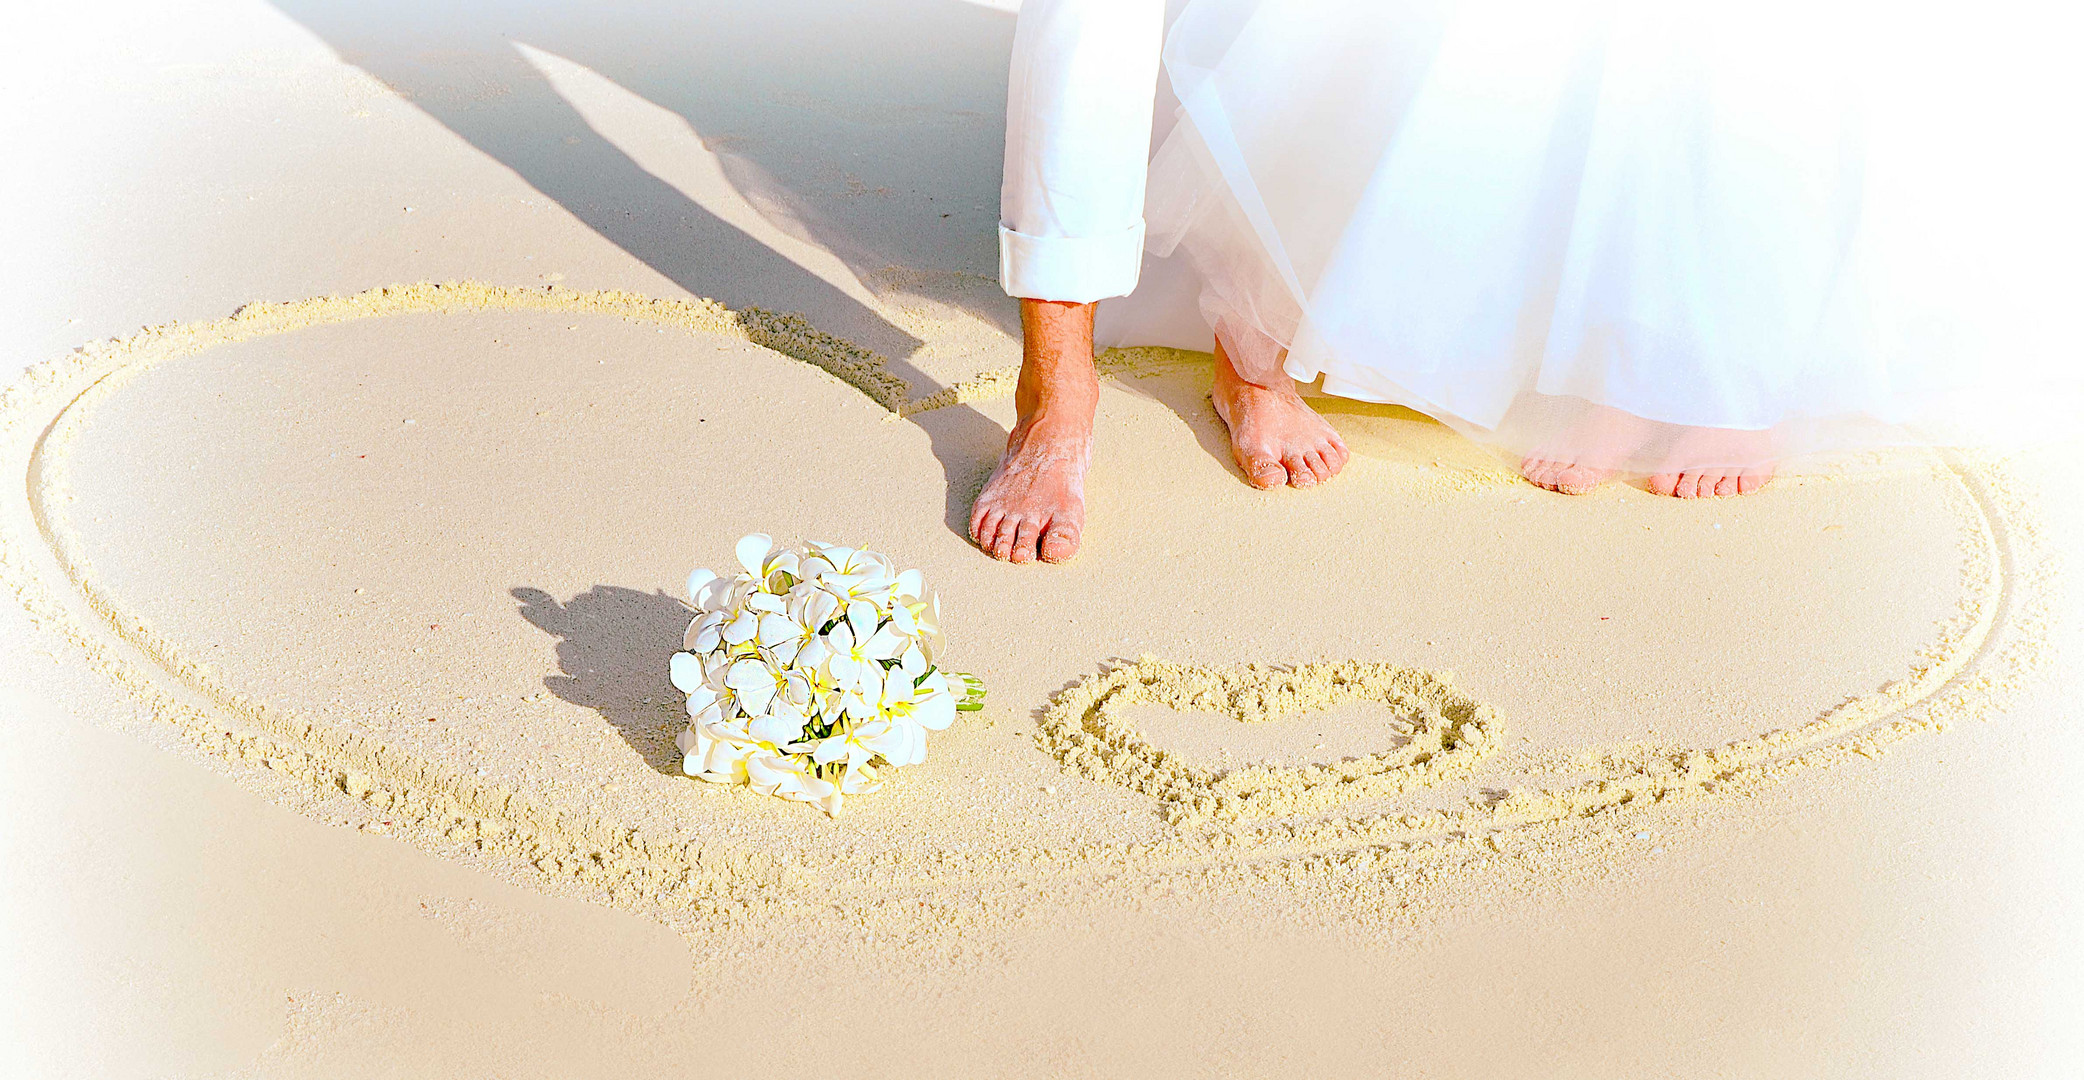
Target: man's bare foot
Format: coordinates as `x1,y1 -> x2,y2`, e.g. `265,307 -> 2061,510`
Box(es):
1210,341 -> 1349,489
969,299 -> 1097,564
971,408 -> 1091,563
1647,427 -> 1774,497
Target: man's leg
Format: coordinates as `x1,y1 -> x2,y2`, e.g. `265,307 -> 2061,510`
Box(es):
969,299 -> 1097,563
976,0 -> 1165,563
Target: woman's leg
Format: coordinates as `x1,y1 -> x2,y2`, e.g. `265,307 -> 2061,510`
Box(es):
1210,334 -> 1350,490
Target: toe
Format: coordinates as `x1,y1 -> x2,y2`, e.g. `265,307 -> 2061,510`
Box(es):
1553,464 -> 1603,495
1712,472 -> 1738,497
1324,441 -> 1351,477
988,517 -> 1020,560
970,507 -> 1003,549
1008,518 -> 1042,564
1520,458 -> 1556,490
1242,454 -> 1286,490
1308,448 -> 1342,483
1283,453 -> 1317,488
1737,470 -> 1767,495
1647,472 -> 1680,497
1680,473 -> 1708,499
1039,522 -> 1080,564
1302,450 -> 1331,485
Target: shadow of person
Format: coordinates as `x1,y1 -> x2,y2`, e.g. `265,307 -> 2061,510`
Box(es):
1111,361 -> 1243,482
269,0 -> 1021,353
271,0 -> 1023,550
513,585 -> 693,775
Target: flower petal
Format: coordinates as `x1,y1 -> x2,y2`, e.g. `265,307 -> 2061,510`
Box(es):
668,652 -> 703,693
722,608 -> 760,645
757,612 -> 800,648
687,568 -> 719,606
846,599 -> 879,641
911,690 -> 957,732
748,709 -> 806,746
736,533 -> 774,577
723,658 -> 770,692
862,624 -> 907,660
685,612 -> 725,652
811,734 -> 852,765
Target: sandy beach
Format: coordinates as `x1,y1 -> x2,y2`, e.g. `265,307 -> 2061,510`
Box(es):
4,2 -> 2082,1077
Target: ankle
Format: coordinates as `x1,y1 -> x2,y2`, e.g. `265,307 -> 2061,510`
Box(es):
1214,368 -> 1302,411
1014,364 -> 1098,416
1213,349 -> 1297,399
1012,394 -> 1096,436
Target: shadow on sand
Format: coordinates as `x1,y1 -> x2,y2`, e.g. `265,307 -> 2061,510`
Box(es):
270,0 -> 1019,355
275,0 -> 1022,538
513,584 -> 695,776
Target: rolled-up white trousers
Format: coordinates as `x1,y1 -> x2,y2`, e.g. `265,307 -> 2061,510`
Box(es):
998,0 -> 1167,303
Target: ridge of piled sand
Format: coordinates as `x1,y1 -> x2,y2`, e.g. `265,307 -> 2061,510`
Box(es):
0,282 -> 2051,953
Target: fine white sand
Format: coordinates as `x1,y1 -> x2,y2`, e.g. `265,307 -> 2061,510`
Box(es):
5,3 -> 2083,1077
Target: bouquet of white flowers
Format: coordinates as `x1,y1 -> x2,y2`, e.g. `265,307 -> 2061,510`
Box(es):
670,534 -> 984,815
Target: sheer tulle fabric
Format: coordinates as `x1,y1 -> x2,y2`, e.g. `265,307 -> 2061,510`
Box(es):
1121,0 -> 2084,474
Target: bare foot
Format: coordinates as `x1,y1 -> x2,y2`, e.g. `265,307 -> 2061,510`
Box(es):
1210,341 -> 1350,489
1520,404 -> 1649,495
969,299 -> 1096,564
1647,427 -> 1774,497
970,408 -> 1091,563
1519,455 -> 1612,495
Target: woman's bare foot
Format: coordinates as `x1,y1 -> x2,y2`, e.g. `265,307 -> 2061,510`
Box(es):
1647,427 -> 1774,497
1520,404 -> 1774,497
1519,455 -> 1612,495
1519,404 -> 1649,494
969,299 -> 1097,564
1210,341 -> 1349,489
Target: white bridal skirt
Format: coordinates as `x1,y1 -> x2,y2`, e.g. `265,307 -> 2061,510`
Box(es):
1102,0 -> 2084,474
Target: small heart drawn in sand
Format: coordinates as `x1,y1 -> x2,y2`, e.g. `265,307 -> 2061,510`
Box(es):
1038,657 -> 1500,823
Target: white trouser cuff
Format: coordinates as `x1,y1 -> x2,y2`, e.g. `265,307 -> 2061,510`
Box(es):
998,220 -> 1146,303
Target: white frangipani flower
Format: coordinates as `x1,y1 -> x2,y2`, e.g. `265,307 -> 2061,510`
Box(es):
824,600 -> 908,688
800,543 -> 899,606
756,586 -> 837,666
734,533 -> 801,591
724,657 -> 807,718
667,534 -> 984,816
889,670 -> 958,733
746,696 -> 809,747
856,716 -> 925,769
686,568 -> 749,612
684,609 -> 727,653
837,661 -> 885,721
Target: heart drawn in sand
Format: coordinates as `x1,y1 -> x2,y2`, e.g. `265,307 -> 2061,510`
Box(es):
0,282 -> 2046,928
1038,658 -> 1499,824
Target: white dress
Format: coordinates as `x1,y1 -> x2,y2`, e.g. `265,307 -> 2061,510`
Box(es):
1008,0 -> 2084,474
